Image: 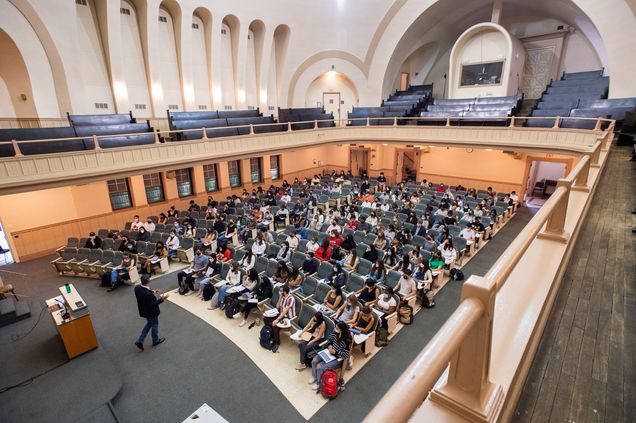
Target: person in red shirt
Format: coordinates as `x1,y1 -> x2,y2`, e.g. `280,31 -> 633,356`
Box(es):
315,239 -> 332,261
216,244 -> 233,262
328,231 -> 342,248
435,184 -> 446,193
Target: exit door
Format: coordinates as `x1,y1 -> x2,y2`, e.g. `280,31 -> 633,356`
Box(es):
323,92 -> 341,125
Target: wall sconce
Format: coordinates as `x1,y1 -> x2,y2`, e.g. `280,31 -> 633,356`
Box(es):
20,94 -> 27,101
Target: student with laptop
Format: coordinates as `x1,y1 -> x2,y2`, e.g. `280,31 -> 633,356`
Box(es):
308,321 -> 352,391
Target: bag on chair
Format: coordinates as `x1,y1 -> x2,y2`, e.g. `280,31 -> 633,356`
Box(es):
259,324 -> 274,350
321,370 -> 339,399
398,303 -> 413,325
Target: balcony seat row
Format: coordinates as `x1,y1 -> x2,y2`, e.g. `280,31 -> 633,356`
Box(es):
418,95 -> 522,126
348,84 -> 432,126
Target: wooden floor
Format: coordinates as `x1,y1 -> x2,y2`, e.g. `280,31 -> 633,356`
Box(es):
514,146 -> 636,422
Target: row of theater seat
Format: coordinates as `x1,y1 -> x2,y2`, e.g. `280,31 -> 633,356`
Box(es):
348,84 -> 432,125
0,111 -> 155,157
418,95 -> 522,126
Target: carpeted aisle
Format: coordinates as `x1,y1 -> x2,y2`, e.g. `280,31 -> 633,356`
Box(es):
0,206 -> 533,423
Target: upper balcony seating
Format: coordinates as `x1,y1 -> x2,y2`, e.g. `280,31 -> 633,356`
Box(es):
168,109 -> 285,140
347,84 -> 432,126
568,98 -> 636,122
0,127 -> 82,157
278,107 -> 336,130
67,111 -> 135,126
418,95 -> 521,126
529,70 -> 609,128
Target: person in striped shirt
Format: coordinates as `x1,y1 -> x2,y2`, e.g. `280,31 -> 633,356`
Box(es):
308,321 -> 352,391
263,285 -> 297,353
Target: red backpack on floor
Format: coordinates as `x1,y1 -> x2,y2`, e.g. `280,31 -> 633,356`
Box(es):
321,370 -> 339,399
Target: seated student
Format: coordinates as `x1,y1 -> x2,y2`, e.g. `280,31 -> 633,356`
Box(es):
334,294 -> 361,326
158,213 -> 168,225
470,216 -> 486,238
119,237 -> 138,255
308,321 -> 352,391
275,241 -> 292,263
393,269 -> 417,300
295,312 -> 328,370
362,244 -> 379,263
286,231 -> 300,250
136,227 -> 150,242
142,241 -> 167,275
287,267 -> 303,289
272,261 -> 291,284
167,206 -> 179,218
367,260 -> 386,284
340,234 -> 356,252
177,248 -> 209,294
352,305 -> 376,334
262,285 -> 297,353
238,249 -> 256,271
300,251 -> 318,276
317,286 -> 343,316
357,278 -> 380,305
85,232 -> 102,249
398,253 -> 414,275
326,219 -> 342,235
330,245 -> 345,265
108,253 -> 135,292
383,246 -> 400,271
325,263 -> 346,288
373,286 -> 398,329
239,274 -> 273,326
216,244 -> 233,262
414,259 -> 433,287
342,248 -> 359,272
429,251 -> 445,272
275,205 -> 289,226
305,236 -> 320,254
215,261 -> 242,309
315,239 -> 333,262
438,239 -> 458,267
130,215 -> 143,231
166,231 -> 180,257
251,235 -> 267,257
328,231 -> 343,248
202,228 -> 218,253
459,225 -> 476,242
143,217 -> 156,233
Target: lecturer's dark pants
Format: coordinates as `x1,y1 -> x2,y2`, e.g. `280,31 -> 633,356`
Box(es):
138,316 -> 159,345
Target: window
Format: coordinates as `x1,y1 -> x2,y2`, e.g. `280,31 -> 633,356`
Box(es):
143,173 -> 164,203
203,164 -> 219,192
175,168 -> 193,197
228,160 -> 241,188
460,61 -> 504,86
107,178 -> 132,210
250,158 -> 262,183
270,155 -> 280,180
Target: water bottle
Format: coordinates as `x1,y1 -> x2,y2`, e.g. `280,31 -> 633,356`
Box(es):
65,283 -> 71,294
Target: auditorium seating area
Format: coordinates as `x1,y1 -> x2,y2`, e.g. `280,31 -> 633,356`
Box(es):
348,84 -> 432,125
278,107 -> 336,130
418,95 -> 522,125
168,109 -> 287,141
0,111 -> 155,157
528,70 -> 610,128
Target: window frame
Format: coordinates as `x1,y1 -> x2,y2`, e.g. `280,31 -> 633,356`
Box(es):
143,172 -> 165,204
203,163 -> 220,192
228,160 -> 242,188
270,155 -> 281,181
250,157 -> 262,184
175,168 -> 194,198
107,178 -> 133,210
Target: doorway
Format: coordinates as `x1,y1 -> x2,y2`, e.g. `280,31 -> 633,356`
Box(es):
0,219 -> 14,266
349,148 -> 369,177
323,92 -> 341,124
395,148 -> 419,183
525,160 -> 567,208
400,72 -> 410,91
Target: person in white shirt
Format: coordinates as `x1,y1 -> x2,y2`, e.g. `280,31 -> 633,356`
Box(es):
260,228 -> 274,244
373,286 -> 398,329
252,235 -> 267,256
280,192 -> 292,204
306,237 -> 320,253
510,191 -> 518,203
326,220 -> 342,235
365,212 -> 378,227
473,205 -> 484,217
130,215 -> 143,231
459,226 -> 475,241
394,269 -> 417,299
286,231 -> 300,250
214,261 -> 242,310
238,250 -> 256,271
143,218 -> 156,233
166,231 -> 180,256
380,201 -> 390,212
438,239 -> 458,266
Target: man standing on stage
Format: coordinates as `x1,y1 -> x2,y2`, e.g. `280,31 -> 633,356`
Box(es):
134,275 -> 169,351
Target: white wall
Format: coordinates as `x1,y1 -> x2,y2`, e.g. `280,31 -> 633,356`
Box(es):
245,29 -> 257,109
559,30 -> 603,75
528,161 -> 566,193
120,0 -> 151,117
191,14 -> 211,110
0,77 -> 15,117
158,8 -> 183,112
220,21 -> 236,108
75,0 -> 113,114
305,72 -> 358,120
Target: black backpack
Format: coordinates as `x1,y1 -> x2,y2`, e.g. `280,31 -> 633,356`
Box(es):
202,284 -> 215,301
100,273 -> 111,287
178,279 -> 190,295
224,296 -> 240,319
452,269 -> 465,281
259,323 -> 274,350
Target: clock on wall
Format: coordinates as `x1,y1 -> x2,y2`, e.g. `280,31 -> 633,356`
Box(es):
465,147 -> 474,153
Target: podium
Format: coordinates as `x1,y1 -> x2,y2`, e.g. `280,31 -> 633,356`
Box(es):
46,283 -> 98,359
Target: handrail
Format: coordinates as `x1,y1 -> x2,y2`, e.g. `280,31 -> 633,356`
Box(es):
364,298 -> 484,423
0,116 -> 614,156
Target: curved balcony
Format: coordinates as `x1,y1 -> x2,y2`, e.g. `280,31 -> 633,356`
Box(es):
0,116 -> 612,195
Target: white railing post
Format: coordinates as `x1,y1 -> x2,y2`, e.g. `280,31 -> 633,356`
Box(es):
572,155 -> 591,192
249,124 -> 254,135
445,116 -> 451,127
553,116 -> 561,128
537,182 -> 570,243
593,118 -> 602,131
591,142 -> 602,167
201,127 -> 208,142
287,121 -> 292,132
366,117 -> 370,127
314,120 -> 318,129
92,135 -> 101,151
393,116 -> 398,127
508,116 -> 515,127
153,128 -> 161,144
11,139 -> 23,157
429,275 -> 504,422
